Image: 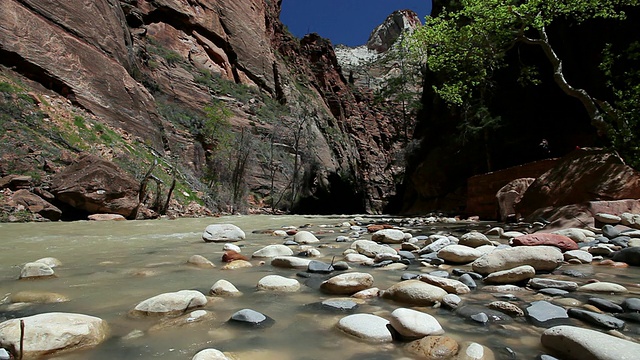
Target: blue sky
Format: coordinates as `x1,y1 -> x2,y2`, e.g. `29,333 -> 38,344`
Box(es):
280,1 -> 432,47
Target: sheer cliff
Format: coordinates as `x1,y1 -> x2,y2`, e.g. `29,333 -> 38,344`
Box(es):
0,0 -> 409,214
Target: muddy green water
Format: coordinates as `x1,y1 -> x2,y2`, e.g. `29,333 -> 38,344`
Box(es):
1,215 -> 640,359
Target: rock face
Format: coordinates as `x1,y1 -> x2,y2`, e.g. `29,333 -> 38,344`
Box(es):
0,312 -> 109,359
496,178 -> 536,221
0,0 -> 411,215
517,149 -> 640,217
11,189 -> 62,221
366,10 -> 422,53
50,154 -> 139,218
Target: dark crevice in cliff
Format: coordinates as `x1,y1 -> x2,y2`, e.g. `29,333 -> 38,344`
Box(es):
0,48 -> 81,106
293,172 -> 366,214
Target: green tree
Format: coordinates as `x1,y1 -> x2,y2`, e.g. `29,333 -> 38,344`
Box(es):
406,0 -> 640,167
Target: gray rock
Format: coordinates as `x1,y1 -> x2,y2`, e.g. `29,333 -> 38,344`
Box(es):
542,325 -> 640,360
602,224 -> 621,239
525,301 -> 569,327
229,309 -> 273,328
321,299 -> 359,311
611,247 -> 640,266
459,231 -> 492,248
528,278 -> 578,291
538,288 -> 569,296
471,312 -> 489,324
419,237 -> 452,254
202,224 -> 245,242
442,294 -> 462,309
336,313 -> 392,343
621,297 -> 640,312
307,260 -> 334,273
459,273 -> 478,289
567,308 -> 625,329
456,305 -> 512,323
563,250 -> 593,264
588,298 -> 623,313
610,236 -> 631,247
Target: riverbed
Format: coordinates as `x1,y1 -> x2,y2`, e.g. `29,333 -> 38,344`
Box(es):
1,215 -> 639,359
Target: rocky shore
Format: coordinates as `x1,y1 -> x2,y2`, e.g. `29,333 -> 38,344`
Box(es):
2,211 -> 640,359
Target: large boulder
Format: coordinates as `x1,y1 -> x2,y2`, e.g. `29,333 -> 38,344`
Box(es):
0,312 -> 108,358
202,224 -> 246,242
517,149 -> 640,217
50,154 -> 139,218
496,178 -> 535,221
11,189 -> 61,221
471,246 -> 563,276
541,325 -> 640,360
131,290 -> 207,316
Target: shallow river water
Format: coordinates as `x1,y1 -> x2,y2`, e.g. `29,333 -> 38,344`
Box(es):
1,215 -> 640,359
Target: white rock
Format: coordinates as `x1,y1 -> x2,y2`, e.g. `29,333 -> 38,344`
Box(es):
344,253 -> 375,265
272,230 -> 288,237
336,314 -> 392,343
223,243 -> 241,252
0,312 -> 108,358
192,348 -> 230,360
382,280 -> 447,305
438,245 -> 483,263
389,308 -> 444,339
294,230 -> 320,244
595,213 -> 622,224
456,341 -> 495,360
351,240 -> 398,257
563,250 -> 593,264
320,272 -> 374,295
419,274 -> 471,294
188,255 -> 215,268
472,246 -> 563,275
133,290 -> 207,315
271,256 -> 312,269
34,257 -> 62,268
542,325 -> 640,360
210,279 -> 241,297
352,287 -> 380,299
202,224 -> 245,242
252,244 -> 294,258
257,275 -> 300,292
484,265 -> 536,284
372,229 -> 405,244
20,262 -> 55,279
620,212 -> 640,229
578,282 -> 628,294
459,232 -> 492,248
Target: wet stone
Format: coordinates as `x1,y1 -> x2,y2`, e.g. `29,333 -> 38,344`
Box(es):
610,236 -> 630,247
567,308 -> 625,329
307,260 -> 334,274
401,273 -> 419,281
588,297 -> 623,313
229,309 -> 274,328
611,247 -> 640,266
561,269 -> 591,278
398,250 -> 415,260
456,305 -> 512,323
525,301 -> 569,327
283,240 -> 298,246
428,270 -> 450,278
602,224 -> 621,239
538,288 -> 568,296
615,312 -> 640,323
321,299 -> 359,312
621,297 -> 640,312
459,274 -> 478,289
471,312 -> 489,324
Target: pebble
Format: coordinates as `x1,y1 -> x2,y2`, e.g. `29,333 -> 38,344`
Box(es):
229,309 -> 274,328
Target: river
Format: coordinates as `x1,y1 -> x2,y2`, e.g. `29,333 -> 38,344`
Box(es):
1,215 -> 639,359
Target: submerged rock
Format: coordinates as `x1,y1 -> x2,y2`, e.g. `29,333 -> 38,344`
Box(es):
132,290 -> 207,316
202,224 -> 245,242
229,309 -> 274,328
0,312 -> 108,358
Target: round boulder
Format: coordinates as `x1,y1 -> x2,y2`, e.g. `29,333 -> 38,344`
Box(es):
320,272 -> 374,295
382,280 -> 448,306
202,224 -> 245,243
132,290 -> 207,316
471,246 -> 563,276
336,314 -> 392,343
438,245 -> 483,264
257,275 -> 300,292
20,262 -> 55,279
0,312 -> 108,359
371,229 -> 406,244
293,231 -> 319,244
252,244 -> 294,258
389,308 -> 444,339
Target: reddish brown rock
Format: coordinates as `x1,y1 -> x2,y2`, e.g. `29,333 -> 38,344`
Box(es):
517,149 -> 640,217
511,233 -> 578,252
0,175 -> 33,190
367,224 -> 394,233
222,250 -> 248,263
12,189 -> 61,221
50,154 -> 139,218
497,178 -> 536,221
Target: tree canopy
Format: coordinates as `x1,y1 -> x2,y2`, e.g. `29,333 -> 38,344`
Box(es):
405,0 -> 640,168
